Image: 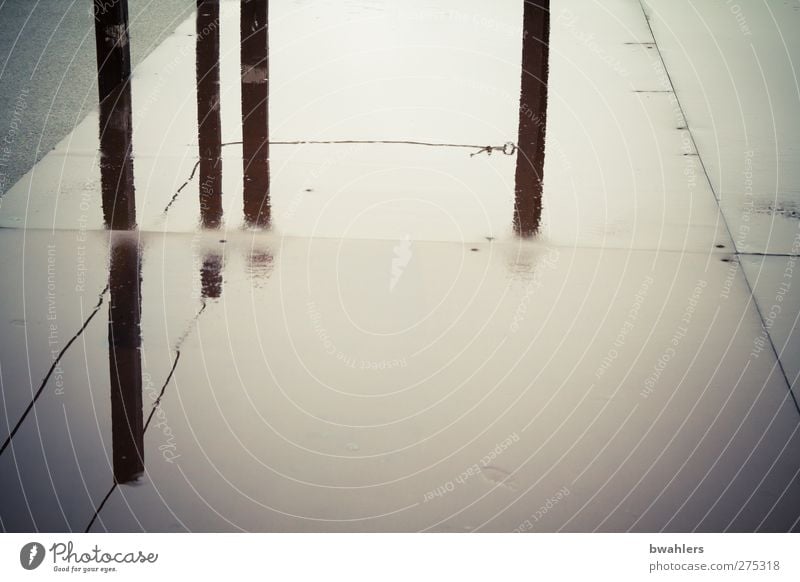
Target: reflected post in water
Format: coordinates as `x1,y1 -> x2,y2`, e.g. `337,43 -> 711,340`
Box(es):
197,0 -> 224,228
201,253 -> 223,299
241,0 -> 271,227
108,235 -> 144,484
513,0 -> 550,237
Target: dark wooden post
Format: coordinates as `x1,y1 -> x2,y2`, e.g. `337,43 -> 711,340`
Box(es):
241,0 -> 271,227
93,0 -> 132,103
513,0 -> 550,237
197,0 -> 224,228
95,0 -> 136,230
98,83 -> 136,231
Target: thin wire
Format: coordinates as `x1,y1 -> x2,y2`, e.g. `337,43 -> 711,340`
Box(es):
163,139 -> 516,214
221,138 -> 516,155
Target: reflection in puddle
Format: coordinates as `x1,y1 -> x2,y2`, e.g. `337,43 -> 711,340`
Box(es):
513,0 -> 549,238
201,252 -> 224,299
108,236 -> 144,484
248,249 -> 274,284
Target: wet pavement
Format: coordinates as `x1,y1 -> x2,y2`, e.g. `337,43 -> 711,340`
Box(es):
0,0 -> 798,532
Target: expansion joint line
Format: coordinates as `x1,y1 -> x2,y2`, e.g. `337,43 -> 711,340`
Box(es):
635,0 -> 799,416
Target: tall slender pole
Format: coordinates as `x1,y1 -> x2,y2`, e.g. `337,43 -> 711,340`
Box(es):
513,0 -> 550,237
241,0 -> 271,227
93,0 -> 132,103
98,83 -> 136,230
197,0 -> 224,228
95,0 -> 136,230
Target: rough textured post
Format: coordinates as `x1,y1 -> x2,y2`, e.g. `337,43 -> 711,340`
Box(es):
241,0 -> 271,227
108,235 -> 144,484
93,0 -> 132,103
95,0 -> 136,230
98,83 -> 136,230
197,0 -> 223,228
513,0 -> 550,237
